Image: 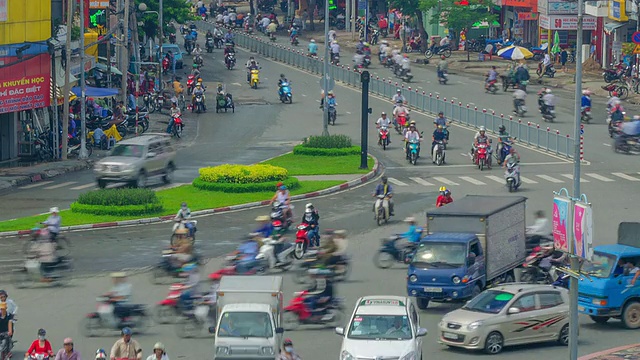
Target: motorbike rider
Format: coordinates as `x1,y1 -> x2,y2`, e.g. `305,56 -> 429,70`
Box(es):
330,41 -> 340,62
234,236 -> 260,273
308,39 -> 318,56
512,84 -> 527,114
393,103 -> 410,127
26,329 -> 53,359
433,111 -> 448,129
437,55 -> 448,81
174,202 -> 195,237
471,126 -> 492,159
109,327 -> 142,360
177,262 -> 200,310
502,147 -> 521,182
540,53 -> 551,78
254,215 -> 273,238
206,30 -> 213,40
496,125 -> 514,163
436,187 -> 453,207
404,123 -> 422,158
514,63 -> 530,87
0,303 -> 13,355
432,125 -> 447,163
372,176 -> 394,216
213,27 -> 223,42
581,89 -> 592,114
184,32 -> 195,53
104,272 -> 133,324
0,291 -> 17,317
607,91 -> 620,111
392,89 -> 406,106
541,88 -> 556,115
266,20 -> 277,39
379,39 -> 389,61
190,63 -> 201,79
616,115 -> 640,149
303,268 -> 334,315
376,112 -> 392,144
302,203 -> 320,247
192,82 -> 206,111
271,183 -> 292,221
353,50 -> 365,67
245,57 -> 258,82
400,217 -> 422,243
42,207 -> 61,241
172,77 -> 184,96
400,54 -> 411,76
146,343 -> 168,360
485,66 -> 498,90
167,102 -> 181,134
279,338 -> 302,360
192,43 -> 203,57
223,43 -> 235,57
224,29 -> 234,44
320,90 -> 337,109
392,49 -> 403,70
526,210 -> 552,248
34,235 -> 58,278
278,74 -> 290,96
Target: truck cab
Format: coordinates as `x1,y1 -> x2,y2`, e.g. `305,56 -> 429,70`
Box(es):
578,222 -> 640,329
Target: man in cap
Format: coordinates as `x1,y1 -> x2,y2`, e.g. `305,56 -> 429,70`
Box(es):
105,272 -> 132,323
110,327 -> 142,360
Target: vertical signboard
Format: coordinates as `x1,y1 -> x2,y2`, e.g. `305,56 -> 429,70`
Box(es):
552,195 -> 571,253
573,202 -> 593,261
0,0 -> 7,22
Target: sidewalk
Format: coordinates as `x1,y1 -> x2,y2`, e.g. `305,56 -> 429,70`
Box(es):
579,343 -> 640,359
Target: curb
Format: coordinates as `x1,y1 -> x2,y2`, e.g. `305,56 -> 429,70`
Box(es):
0,156 -> 380,238
578,343 -> 640,360
0,160 -> 94,191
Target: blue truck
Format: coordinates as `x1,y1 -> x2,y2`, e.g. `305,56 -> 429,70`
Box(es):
578,222 -> 640,329
407,195 -> 528,310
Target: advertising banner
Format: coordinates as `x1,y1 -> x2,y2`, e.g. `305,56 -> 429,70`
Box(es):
0,53 -> 51,114
539,14 -> 597,30
552,195 -> 571,253
573,202 -> 593,261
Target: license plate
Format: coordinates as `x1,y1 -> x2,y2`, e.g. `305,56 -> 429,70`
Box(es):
443,332 -> 458,340
578,306 -> 585,312
424,287 -> 442,292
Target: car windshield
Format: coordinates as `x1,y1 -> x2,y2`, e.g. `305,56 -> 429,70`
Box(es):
582,252 -> 616,278
347,315 -> 412,340
462,290 -> 514,314
411,242 -> 466,268
217,312 -> 273,338
110,144 -> 144,157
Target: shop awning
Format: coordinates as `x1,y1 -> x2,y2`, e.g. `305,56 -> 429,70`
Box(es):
54,57 -> 78,87
72,86 -> 120,98
94,62 -> 123,76
605,22 -> 626,35
50,83 -> 77,105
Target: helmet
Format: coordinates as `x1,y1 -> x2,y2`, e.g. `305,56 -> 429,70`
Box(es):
0,290 -> 7,297
441,55 -> 446,60
438,111 -> 444,116
582,90 -> 591,95
121,327 -> 132,335
363,42 -> 370,47
181,202 -> 188,208
498,125 -> 506,132
153,343 -> 166,351
283,338 -> 293,346
479,126 -> 486,132
545,89 -> 552,94
280,74 -> 285,78
409,120 -> 416,125
404,217 -> 416,223
95,349 -> 107,360
381,176 -> 388,184
396,89 -> 401,93
181,262 -> 197,272
305,203 -> 314,209
310,39 -> 315,43
63,338 -> 73,345
279,185 -> 287,190
38,329 -> 46,336
439,186 -> 447,192
612,91 -> 618,97
444,189 -> 451,195
328,91 -> 334,95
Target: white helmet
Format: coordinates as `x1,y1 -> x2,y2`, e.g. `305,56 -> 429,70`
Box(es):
310,39 -> 315,43
479,126 -> 486,132
153,343 -> 165,352
305,203 -> 313,209
545,89 -> 552,94
582,90 -> 591,95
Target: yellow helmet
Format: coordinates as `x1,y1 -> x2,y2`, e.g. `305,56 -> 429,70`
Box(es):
439,186 -> 447,192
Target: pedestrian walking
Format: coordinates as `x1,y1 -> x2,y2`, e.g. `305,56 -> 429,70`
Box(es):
560,48 -> 568,72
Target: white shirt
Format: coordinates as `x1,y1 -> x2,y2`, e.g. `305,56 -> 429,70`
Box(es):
196,0 -> 203,7
146,354 -> 170,360
216,14 -> 223,22
543,54 -> 551,66
330,43 -> 340,54
44,214 -> 61,233
110,282 -> 133,301
528,218 -> 551,236
376,117 -> 392,127
393,54 -> 402,64
261,17 -> 271,28
401,58 -> 411,70
223,15 -> 230,24
393,106 -> 409,117
229,12 -> 237,21
392,94 -> 405,104
513,89 -> 526,100
353,53 -> 364,65
439,37 -> 449,47
542,93 -> 556,106
405,131 -> 421,142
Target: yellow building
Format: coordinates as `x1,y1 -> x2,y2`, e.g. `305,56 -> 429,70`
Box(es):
0,0 -> 52,45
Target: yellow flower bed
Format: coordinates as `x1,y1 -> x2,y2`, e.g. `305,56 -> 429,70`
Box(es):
198,164 -> 289,184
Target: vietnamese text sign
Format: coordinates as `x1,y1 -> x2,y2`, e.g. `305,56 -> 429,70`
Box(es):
89,0 -> 109,8
539,14 -> 597,30
0,75 -> 51,114
552,195 -> 571,253
518,12 -> 538,20
0,0 -> 7,21
573,202 -> 593,261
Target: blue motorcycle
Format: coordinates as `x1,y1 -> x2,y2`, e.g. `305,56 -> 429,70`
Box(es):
374,235 -> 418,269
407,139 -> 420,165
497,140 -> 514,165
279,82 -> 292,104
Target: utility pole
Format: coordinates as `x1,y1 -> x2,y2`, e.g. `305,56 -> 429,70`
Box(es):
359,71 -> 370,169
159,0 -> 164,90
121,0 -> 130,103
321,0 -> 330,137
48,40 -> 60,160
569,0 -> 584,358
61,0 -> 74,160
106,3 -> 112,88
351,0 -> 356,40
345,0 -> 350,33
79,0 -> 88,158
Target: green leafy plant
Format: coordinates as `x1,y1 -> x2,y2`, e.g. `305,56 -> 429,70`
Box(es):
301,135 -> 352,149
136,0 -> 194,40
389,0 -> 429,51
198,164 -> 289,184
70,202 -> 163,216
192,177 -> 300,193
77,188 -> 159,206
70,25 -> 81,41
420,0 -> 498,35
293,145 -> 361,156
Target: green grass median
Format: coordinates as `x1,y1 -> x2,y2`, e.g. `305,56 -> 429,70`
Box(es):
262,153 -> 374,175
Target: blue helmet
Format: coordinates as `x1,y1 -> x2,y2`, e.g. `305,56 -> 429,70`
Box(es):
181,263 -> 197,272
308,268 -> 331,276
121,327 -> 132,336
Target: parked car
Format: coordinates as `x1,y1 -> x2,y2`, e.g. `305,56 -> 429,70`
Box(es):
157,44 -> 184,69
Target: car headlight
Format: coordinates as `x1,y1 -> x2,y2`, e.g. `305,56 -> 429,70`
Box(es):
400,351 -> 416,360
215,346 -> 229,355
467,321 -> 483,331
452,276 -> 461,284
260,347 -> 274,355
409,274 -> 418,283
94,164 -> 104,171
340,350 -> 354,360
124,164 -> 136,170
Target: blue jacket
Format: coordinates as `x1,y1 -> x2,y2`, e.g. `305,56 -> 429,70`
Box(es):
401,225 -> 423,243
374,183 -> 393,196
238,241 -> 259,261
581,96 -> 591,107
433,130 -> 446,142
254,223 -> 273,238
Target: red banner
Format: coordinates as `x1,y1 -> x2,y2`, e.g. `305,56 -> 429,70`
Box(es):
503,0 -> 537,11
0,53 -> 51,114
518,12 -> 538,20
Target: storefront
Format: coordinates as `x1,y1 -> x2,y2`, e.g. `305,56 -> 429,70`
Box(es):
537,0 -> 595,48
501,0 -> 538,45
603,0 -> 632,65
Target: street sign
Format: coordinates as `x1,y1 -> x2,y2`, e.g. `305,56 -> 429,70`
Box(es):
633,31 -> 640,44
580,124 -> 584,129
580,129 -> 584,135
633,44 -> 640,55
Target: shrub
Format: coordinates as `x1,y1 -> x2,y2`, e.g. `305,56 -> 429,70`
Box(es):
70,202 -> 164,216
199,164 -> 288,184
293,144 -> 361,156
301,135 -> 352,149
77,188 -> 159,206
192,177 -> 300,193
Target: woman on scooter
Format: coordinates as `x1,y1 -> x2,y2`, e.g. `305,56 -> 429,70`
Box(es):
271,183 -> 292,221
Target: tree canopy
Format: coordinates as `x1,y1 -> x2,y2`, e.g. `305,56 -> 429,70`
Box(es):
135,0 -> 194,38
420,0 -> 497,33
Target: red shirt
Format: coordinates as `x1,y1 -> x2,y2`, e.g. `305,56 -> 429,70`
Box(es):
27,340 -> 53,356
436,195 -> 453,207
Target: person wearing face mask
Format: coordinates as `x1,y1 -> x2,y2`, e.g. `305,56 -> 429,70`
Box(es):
146,343 -> 169,360
109,327 -> 142,360
26,329 -> 54,359
301,203 -> 320,247
278,338 -> 301,360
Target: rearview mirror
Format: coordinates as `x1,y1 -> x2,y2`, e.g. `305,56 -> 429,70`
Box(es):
335,327 -> 345,335
507,307 -> 520,315
208,326 -> 216,334
146,152 -> 156,158
417,328 -> 428,337
275,327 -> 284,334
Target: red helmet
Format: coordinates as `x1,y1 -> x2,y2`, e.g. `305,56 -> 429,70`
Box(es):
209,272 -> 223,281
612,91 -> 618,97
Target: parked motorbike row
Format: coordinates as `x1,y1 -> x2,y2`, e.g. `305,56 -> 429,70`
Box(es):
380,54 -> 413,83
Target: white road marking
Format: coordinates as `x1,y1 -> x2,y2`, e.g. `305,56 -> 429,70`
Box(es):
561,174 -> 589,182
520,176 -> 538,184
346,111 -> 352,114
603,143 -> 612,147
409,177 -> 435,186
301,94 -> 307,97
230,82 -> 241,86
612,172 -> 640,181
19,181 -> 53,189
433,177 -> 459,186
459,176 -> 486,185
485,175 -> 504,184
536,175 -> 563,183
43,181 -> 78,189
584,173 -> 615,182
70,183 -> 97,190
387,177 -> 409,186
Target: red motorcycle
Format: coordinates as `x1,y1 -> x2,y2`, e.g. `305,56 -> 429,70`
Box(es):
186,75 -> 196,95
208,254 -> 266,281
394,113 -> 408,134
282,290 -> 345,331
474,143 -> 491,170
154,283 -> 187,324
294,223 -> 311,260
171,114 -> 183,138
162,57 -> 170,75
378,126 -> 390,150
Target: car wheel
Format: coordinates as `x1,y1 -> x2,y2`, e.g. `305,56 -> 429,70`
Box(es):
622,301 -> 640,329
136,171 -> 147,188
162,164 -> 175,184
558,324 -> 569,345
484,332 -> 504,354
416,298 -> 429,310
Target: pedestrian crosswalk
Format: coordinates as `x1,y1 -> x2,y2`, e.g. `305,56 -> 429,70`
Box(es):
385,172 -> 640,188
18,180 -> 188,192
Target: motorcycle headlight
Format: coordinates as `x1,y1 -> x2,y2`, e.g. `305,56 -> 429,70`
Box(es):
340,351 -> 354,360
260,347 -> 274,355
467,320 -> 483,331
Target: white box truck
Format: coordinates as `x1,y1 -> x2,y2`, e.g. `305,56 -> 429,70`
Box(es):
211,276 -> 284,360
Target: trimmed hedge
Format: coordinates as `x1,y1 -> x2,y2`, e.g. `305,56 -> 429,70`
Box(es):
199,164 -> 288,184
301,134 -> 352,149
70,202 -> 164,216
293,144 -> 361,156
192,177 -> 300,193
77,188 -> 159,206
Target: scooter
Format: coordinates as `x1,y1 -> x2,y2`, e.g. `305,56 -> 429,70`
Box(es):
395,114 -> 408,134
433,140 -> 446,166
282,290 -> 345,330
581,106 -> 592,123
186,75 -> 196,95
279,82 -> 292,103
207,255 -> 267,280
256,237 -> 295,270
192,94 -> 205,113
270,202 -> 292,232
505,161 -> 521,192
437,70 -> 448,85
225,53 -> 236,70
206,38 -> 215,52
536,62 -> 556,79
485,78 -> 498,94
11,256 -> 73,289
193,54 -> 204,68
407,139 -> 420,165
514,99 -> 527,116
0,333 -> 15,360
327,104 -> 337,125
497,140 -> 514,165
250,69 -> 260,89
378,126 -> 390,150
374,194 -> 391,226
292,252 -> 351,284
542,105 -> 556,122
475,143 -> 491,170
154,283 -> 188,324
175,302 -> 213,338
294,223 -> 313,259
171,114 -> 184,139
373,235 -> 418,269
399,69 -> 413,83
82,296 -> 148,337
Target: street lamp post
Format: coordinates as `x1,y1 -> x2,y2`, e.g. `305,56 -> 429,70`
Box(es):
138,3 -> 162,90
322,0 -> 330,136
79,0 -> 88,158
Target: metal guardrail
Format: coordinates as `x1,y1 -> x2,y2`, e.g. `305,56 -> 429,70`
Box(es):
197,20 -> 576,159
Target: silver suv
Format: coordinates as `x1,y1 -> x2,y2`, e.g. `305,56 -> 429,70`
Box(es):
94,134 -> 177,188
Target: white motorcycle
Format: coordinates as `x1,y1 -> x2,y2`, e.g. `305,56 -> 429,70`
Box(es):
433,140 -> 446,166
504,162 -> 521,192
171,218 -> 197,245
175,302 -> 213,338
256,238 -> 295,271
374,194 -> 391,226
12,255 -> 73,288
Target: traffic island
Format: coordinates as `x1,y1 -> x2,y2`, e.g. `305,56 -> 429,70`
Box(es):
578,343 -> 640,359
